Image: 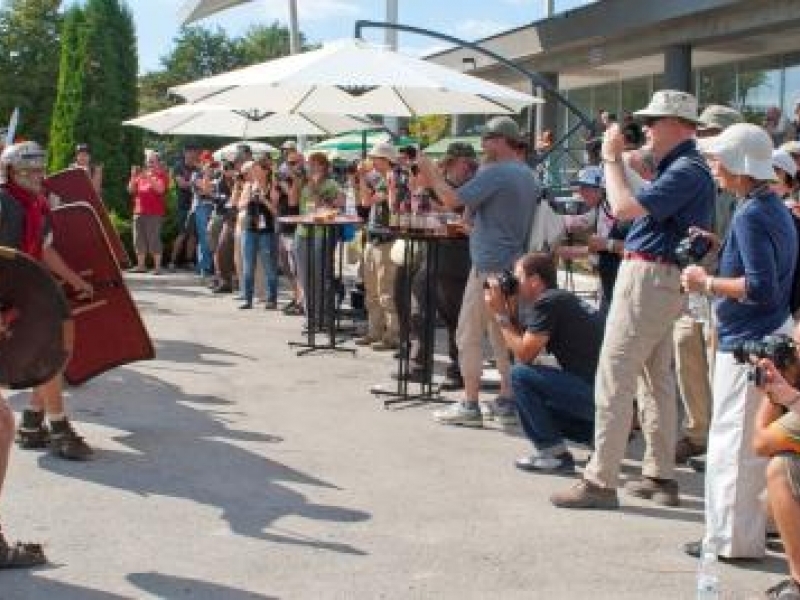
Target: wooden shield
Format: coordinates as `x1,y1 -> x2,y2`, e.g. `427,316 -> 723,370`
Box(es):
51,202 -> 154,385
44,168 -> 131,268
0,246 -> 71,389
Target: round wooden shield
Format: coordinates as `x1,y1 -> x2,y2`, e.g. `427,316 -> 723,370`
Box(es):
0,247 -> 70,389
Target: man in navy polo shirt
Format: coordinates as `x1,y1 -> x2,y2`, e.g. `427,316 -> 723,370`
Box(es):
552,90 -> 716,509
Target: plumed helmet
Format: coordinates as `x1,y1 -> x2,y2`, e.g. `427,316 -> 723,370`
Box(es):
0,141 -> 46,184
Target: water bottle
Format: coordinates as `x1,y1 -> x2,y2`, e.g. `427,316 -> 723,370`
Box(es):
345,185 -> 357,216
696,540 -> 721,599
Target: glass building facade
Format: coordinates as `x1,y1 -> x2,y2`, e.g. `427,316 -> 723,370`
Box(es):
560,52 -> 800,134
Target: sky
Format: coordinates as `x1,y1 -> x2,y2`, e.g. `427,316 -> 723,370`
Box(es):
131,0 -> 593,74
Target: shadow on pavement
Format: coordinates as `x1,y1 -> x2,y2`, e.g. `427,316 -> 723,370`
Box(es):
9,364 -> 370,556
1,570 -> 128,600
128,572 -> 278,599
150,338 -> 255,366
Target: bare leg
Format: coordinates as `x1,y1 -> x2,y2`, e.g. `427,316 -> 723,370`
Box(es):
0,395 -> 13,495
33,376 -> 65,417
767,457 -> 800,581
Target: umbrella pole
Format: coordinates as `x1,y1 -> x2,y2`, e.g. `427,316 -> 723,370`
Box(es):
353,20 -> 591,167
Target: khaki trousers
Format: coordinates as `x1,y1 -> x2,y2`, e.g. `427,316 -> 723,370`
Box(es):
456,268 -> 511,384
585,260 -> 684,488
363,241 -> 398,343
673,315 -> 713,446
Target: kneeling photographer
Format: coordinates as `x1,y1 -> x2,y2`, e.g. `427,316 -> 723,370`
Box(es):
681,123 -> 798,560
750,341 -> 800,599
484,252 -> 603,474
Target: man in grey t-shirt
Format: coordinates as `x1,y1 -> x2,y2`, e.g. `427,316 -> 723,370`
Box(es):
417,116 -> 539,427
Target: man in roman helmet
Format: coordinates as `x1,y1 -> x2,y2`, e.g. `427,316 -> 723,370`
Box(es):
0,141 -> 94,461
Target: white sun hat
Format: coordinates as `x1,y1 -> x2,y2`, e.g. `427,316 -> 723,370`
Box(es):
634,90 -> 699,123
773,148 -> 798,179
699,123 -> 776,181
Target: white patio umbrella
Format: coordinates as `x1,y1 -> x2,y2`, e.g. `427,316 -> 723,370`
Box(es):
178,0 -> 251,25
170,38 -> 541,117
212,140 -> 276,161
123,104 -> 378,138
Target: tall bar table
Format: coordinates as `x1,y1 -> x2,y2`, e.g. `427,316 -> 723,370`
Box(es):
371,222 -> 466,407
280,214 -> 362,356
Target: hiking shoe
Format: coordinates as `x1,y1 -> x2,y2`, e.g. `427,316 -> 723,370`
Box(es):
49,420 -> 93,461
433,401 -> 483,428
550,478 -> 619,510
0,528 -> 46,569
675,437 -> 706,464
481,398 -> 518,427
515,451 -> 576,475
371,340 -> 399,352
15,410 -> 49,449
765,579 -> 800,600
625,477 -> 681,507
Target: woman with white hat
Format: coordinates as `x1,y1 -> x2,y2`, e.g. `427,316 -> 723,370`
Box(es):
682,123 -> 798,559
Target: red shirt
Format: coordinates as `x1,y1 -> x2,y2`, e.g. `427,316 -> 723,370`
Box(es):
131,168 -> 168,216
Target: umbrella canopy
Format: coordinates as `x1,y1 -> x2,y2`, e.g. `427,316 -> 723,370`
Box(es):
422,135 -> 483,158
213,140 -> 276,162
123,104 -> 378,138
308,130 -> 417,161
170,38 -> 541,117
178,0 -> 252,25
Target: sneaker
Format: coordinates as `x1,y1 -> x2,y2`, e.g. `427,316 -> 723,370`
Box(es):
49,419 -> 93,460
212,284 -> 233,294
128,266 -> 147,273
765,579 -> 800,600
625,477 -> 680,507
515,451 -> 576,475
354,335 -> 379,347
481,397 -> 518,427
687,454 -> 706,473
0,527 -> 46,569
15,410 -> 49,449
675,437 -> 706,464
550,478 -> 619,510
432,401 -> 483,428
683,540 -> 742,562
238,303 -> 253,310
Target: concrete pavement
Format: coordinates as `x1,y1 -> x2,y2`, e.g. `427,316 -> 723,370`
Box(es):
0,271 -> 786,599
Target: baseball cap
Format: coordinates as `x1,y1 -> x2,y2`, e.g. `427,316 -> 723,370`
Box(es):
482,116 -> 521,142
697,105 -> 743,133
75,143 -> 90,154
773,149 -> 797,179
444,142 -> 477,161
780,140 -> 800,156
570,165 -> 604,188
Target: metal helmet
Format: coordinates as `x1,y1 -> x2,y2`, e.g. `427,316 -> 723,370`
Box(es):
0,141 -> 46,184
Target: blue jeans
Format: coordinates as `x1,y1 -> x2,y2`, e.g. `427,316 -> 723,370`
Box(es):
242,229 -> 278,304
511,364 -> 595,453
194,202 -> 214,276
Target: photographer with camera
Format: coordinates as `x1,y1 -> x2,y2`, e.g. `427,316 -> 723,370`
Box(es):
485,252 -> 601,474
681,123 -> 798,560
551,91 -> 716,510
751,350 -> 800,599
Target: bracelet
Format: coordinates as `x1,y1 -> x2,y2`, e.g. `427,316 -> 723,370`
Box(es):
704,276 -> 715,296
605,239 -> 615,253
495,313 -> 511,327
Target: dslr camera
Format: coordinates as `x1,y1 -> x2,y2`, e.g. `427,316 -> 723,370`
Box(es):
732,334 -> 799,386
674,233 -> 713,268
483,269 -> 519,297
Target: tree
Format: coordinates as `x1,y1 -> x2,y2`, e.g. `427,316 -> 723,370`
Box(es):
48,0 -> 140,217
0,0 -> 61,144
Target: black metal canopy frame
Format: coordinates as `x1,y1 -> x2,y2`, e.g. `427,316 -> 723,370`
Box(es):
353,20 -> 591,168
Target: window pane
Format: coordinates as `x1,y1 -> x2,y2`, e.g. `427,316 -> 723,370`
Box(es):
621,77 -> 650,116
738,56 -> 783,123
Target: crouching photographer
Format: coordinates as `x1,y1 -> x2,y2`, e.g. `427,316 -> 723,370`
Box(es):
484,252 -> 603,474
751,343 -> 800,599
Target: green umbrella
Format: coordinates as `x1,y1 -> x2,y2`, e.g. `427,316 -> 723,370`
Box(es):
422,135 -> 482,158
308,130 -> 417,161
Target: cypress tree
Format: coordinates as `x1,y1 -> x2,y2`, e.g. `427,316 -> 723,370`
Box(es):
48,0 -> 139,217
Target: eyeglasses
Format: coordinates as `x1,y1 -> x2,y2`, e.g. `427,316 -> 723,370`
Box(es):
643,116 -> 666,128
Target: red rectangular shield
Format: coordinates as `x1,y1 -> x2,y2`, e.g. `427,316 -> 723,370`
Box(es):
50,202 -> 154,385
45,168 -> 131,268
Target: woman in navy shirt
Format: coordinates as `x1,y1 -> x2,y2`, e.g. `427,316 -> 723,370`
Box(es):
682,123 -> 798,560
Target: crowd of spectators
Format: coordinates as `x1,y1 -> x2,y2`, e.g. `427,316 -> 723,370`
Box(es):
123,89 -> 800,598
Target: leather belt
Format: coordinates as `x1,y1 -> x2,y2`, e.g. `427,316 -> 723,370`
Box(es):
623,250 -> 677,266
